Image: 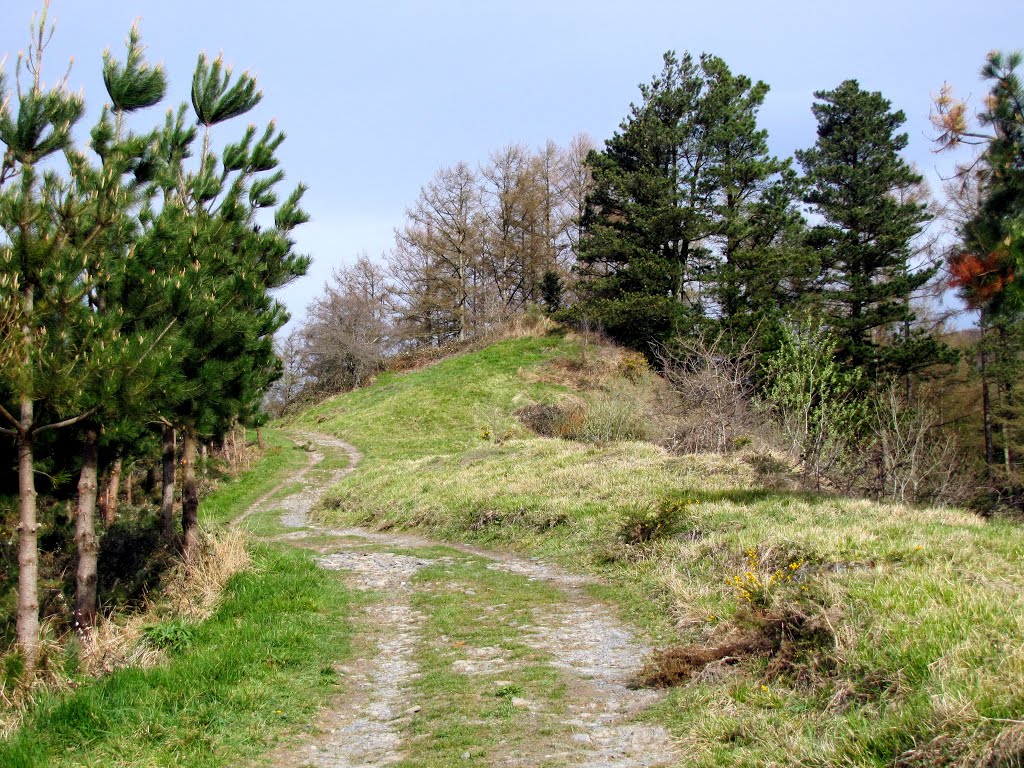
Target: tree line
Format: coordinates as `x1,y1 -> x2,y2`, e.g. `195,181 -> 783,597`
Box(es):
285,49 -> 1023,509
275,135 -> 594,402
0,10 -> 308,674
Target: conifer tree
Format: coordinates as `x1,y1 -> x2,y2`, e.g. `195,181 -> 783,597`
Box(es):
143,55 -> 310,553
576,51 -> 708,351
576,51 -> 802,354
0,10 -> 172,669
938,50 -> 1024,484
698,56 -> 810,356
797,80 -> 949,379
67,26 -> 175,631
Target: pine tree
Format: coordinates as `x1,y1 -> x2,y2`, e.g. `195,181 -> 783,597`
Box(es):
0,11 -> 171,669
698,55 -> 810,357
797,80 -> 949,379
142,55 -> 310,553
939,50 -> 1024,486
576,51 -> 802,355
575,51 -> 706,351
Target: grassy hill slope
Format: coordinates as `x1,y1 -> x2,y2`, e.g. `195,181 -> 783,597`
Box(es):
292,328 -> 1024,767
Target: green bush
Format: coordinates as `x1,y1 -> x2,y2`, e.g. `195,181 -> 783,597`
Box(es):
762,318 -> 868,489
617,498 -> 695,545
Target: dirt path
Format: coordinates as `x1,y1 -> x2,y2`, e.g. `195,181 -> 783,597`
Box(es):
247,432 -> 678,768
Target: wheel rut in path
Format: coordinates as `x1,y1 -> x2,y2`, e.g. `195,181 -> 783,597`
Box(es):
251,432 -> 678,768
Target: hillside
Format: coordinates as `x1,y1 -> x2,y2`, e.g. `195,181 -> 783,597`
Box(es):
289,328 -> 1024,767
6,328 -> 1021,767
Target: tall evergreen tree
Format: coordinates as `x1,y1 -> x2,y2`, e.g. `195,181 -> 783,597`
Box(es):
796,80 -> 949,379
576,51 -> 802,354
699,56 -> 810,355
0,12 -> 172,669
939,50 -> 1024,484
576,51 -> 706,351
67,26 -> 174,630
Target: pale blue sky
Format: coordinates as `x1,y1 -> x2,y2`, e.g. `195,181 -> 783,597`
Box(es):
3,1 -> 1022,330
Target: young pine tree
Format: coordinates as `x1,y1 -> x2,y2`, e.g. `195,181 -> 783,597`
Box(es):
142,55 -> 310,554
0,14 -> 172,670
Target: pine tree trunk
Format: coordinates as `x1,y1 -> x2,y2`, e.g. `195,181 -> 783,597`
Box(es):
182,430 -> 200,557
1003,419 -> 1012,478
16,419 -> 39,674
16,281 -> 40,675
124,465 -> 134,507
981,346 -> 995,470
223,432 -> 234,473
74,428 -> 100,631
103,455 -> 123,525
160,425 -> 176,540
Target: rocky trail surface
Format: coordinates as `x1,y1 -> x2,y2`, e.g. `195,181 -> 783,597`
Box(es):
239,432 -> 678,768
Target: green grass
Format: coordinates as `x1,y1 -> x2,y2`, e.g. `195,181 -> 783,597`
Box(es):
198,431 -> 310,527
293,334 -> 570,462
2,427 -> 357,767
295,331 -> 1024,767
395,551 -> 568,767
0,547 -> 358,767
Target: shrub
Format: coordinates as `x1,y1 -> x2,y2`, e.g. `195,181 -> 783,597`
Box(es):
98,512 -> 173,610
617,498 -> 696,545
863,384 -> 973,505
726,547 -> 806,610
517,380 -> 652,444
761,318 -> 868,490
576,382 -> 652,443
658,329 -> 759,454
618,351 -> 649,382
515,398 -> 586,439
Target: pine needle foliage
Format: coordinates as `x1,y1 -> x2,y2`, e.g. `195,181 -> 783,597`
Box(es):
190,53 -> 262,128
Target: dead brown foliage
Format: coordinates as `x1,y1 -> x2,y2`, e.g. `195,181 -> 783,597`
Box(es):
515,398 -> 586,438
634,606 -> 836,689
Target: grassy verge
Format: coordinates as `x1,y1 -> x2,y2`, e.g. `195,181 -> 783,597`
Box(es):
198,430 -> 311,527
1,427 -> 358,768
295,332 -> 1024,767
0,547 -> 358,767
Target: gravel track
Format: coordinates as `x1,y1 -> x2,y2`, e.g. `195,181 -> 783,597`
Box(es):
250,432 -> 678,767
